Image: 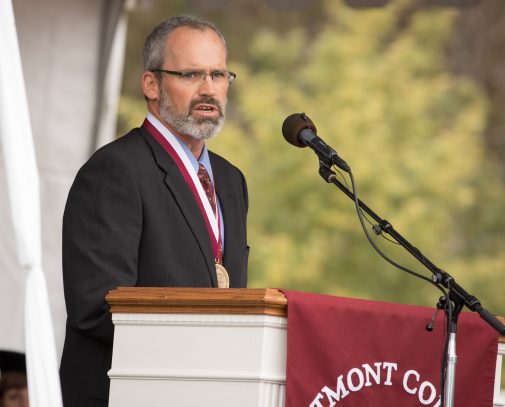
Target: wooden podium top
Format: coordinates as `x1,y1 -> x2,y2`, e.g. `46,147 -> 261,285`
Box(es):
106,287 -> 288,317
106,287 -> 504,343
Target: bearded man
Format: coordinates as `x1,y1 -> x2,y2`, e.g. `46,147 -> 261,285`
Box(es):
59,16 -> 249,407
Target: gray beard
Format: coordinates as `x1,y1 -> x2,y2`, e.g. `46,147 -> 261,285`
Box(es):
158,89 -> 225,140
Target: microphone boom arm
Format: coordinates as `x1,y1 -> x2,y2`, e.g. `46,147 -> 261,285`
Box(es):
318,162 -> 505,335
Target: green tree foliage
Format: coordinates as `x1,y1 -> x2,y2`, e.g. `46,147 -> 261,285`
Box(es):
119,1 -> 504,314
209,2 -> 505,313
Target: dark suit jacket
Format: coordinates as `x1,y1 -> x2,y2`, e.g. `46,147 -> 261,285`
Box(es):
60,127 -> 248,407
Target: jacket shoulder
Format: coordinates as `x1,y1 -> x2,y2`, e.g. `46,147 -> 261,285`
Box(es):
93,128 -> 148,158
77,128 -> 154,172
208,150 -> 244,178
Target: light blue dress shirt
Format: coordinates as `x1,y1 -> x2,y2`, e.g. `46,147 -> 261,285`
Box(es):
174,139 -> 225,250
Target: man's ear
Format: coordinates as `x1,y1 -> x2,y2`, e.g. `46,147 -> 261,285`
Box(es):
141,71 -> 160,100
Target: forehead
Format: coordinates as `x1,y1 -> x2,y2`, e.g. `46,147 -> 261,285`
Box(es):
164,26 -> 227,69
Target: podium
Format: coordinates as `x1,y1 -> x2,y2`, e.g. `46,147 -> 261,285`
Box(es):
106,288 -> 288,407
107,287 -> 505,407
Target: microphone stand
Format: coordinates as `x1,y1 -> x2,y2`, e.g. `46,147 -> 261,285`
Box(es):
317,160 -> 505,407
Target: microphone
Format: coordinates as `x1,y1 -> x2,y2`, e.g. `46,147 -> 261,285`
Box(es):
282,113 -> 350,172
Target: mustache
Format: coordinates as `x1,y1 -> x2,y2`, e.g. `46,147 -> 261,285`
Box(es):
189,96 -> 224,116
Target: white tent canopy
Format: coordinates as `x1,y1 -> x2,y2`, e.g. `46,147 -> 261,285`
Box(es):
0,0 -> 131,404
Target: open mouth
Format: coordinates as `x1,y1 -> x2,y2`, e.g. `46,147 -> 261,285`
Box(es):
194,104 -> 218,112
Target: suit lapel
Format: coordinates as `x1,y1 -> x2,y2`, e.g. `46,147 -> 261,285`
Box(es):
140,128 -> 217,286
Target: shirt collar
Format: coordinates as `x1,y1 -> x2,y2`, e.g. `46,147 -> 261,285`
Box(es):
146,113 -> 214,182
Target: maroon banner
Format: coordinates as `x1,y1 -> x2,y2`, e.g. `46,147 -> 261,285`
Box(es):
283,290 -> 498,407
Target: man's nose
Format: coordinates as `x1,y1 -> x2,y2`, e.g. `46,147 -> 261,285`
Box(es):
197,74 -> 216,95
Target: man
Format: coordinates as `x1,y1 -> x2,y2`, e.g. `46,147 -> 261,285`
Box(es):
60,16 -> 249,406
0,351 -> 29,407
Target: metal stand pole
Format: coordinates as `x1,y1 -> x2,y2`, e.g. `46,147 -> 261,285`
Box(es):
444,330 -> 457,407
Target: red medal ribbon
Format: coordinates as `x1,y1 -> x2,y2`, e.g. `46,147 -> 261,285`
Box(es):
143,118 -> 223,263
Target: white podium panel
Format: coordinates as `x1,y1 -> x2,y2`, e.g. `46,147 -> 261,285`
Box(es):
107,288 -> 287,407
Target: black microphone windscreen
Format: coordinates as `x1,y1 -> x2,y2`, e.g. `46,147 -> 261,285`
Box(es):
282,113 -> 317,148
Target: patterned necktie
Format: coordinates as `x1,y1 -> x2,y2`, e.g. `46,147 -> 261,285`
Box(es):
197,163 -> 217,215
197,162 -> 223,264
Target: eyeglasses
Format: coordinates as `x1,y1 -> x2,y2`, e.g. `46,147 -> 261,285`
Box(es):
150,69 -> 236,85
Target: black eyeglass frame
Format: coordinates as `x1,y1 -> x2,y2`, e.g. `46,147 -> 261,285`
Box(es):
150,69 -> 237,84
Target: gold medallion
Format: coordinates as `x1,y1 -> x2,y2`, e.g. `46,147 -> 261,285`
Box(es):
215,263 -> 230,288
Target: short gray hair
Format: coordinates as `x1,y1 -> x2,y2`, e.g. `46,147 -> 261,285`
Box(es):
143,15 -> 226,71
